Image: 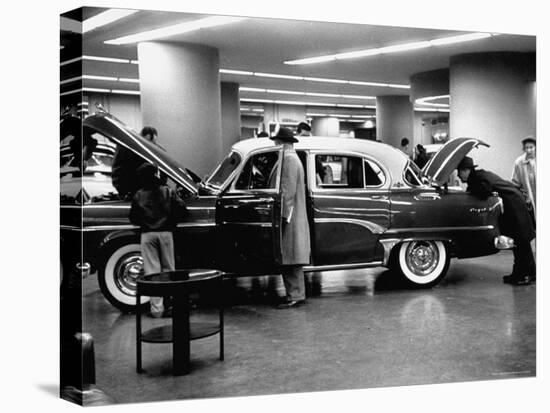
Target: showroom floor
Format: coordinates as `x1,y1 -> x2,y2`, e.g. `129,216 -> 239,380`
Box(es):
82,250 -> 536,405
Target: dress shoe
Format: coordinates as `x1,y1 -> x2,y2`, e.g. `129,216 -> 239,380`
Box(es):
502,274 -> 516,284
276,299 -> 305,309
513,276 -> 534,286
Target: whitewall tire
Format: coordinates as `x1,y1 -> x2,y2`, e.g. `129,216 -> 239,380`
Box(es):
396,240 -> 449,287
98,243 -> 149,313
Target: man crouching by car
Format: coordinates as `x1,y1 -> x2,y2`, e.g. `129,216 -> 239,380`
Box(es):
129,163 -> 188,317
457,157 -> 535,286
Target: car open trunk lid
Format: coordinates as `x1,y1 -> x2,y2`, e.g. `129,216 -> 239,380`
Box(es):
83,112 -> 198,195
421,137 -> 489,185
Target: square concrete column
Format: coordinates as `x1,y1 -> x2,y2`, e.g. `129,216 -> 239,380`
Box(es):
376,95 -> 414,151
450,52 -> 535,178
138,42 -> 223,177
220,82 -> 241,155
312,117 -> 340,137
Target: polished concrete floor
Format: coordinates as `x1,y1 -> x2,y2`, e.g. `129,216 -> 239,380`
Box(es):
82,250 -> 536,405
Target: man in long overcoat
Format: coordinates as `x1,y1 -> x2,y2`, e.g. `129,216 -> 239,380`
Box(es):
457,157 -> 535,285
271,127 -> 311,308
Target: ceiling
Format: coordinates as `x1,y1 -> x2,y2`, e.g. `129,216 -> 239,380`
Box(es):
60,7 -> 535,117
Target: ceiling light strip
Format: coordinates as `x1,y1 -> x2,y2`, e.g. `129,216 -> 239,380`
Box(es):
83,9 -> 138,33
285,32 -> 497,65
225,68 -> 409,89
240,86 -> 376,100
104,16 -> 247,45
241,98 -> 377,110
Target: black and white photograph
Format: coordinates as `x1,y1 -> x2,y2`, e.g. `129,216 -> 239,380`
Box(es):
4,0 -> 549,412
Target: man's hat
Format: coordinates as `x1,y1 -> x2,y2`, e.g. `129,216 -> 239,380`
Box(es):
521,136 -> 536,146
457,156 -> 477,170
270,126 -> 299,143
297,122 -> 311,132
137,162 -> 158,178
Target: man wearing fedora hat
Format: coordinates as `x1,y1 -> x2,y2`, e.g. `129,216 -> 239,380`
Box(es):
271,126 -> 311,308
457,157 -> 535,286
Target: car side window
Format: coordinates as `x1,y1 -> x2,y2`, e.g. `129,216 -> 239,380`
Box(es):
235,151 -> 280,190
315,154 -> 364,189
364,159 -> 385,187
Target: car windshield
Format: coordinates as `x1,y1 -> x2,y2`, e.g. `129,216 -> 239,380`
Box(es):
205,151 -> 242,188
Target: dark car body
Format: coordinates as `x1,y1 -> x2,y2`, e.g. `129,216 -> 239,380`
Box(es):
61,113 -> 502,311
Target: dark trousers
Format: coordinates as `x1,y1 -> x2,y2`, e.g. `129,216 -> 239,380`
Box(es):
513,238 -> 536,278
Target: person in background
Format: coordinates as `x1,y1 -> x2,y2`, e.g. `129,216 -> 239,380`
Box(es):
400,137 -> 410,157
414,144 -> 430,169
129,163 -> 187,317
271,127 -> 311,308
296,122 -> 312,137
457,156 -> 535,286
511,136 -> 536,224
140,126 -> 157,143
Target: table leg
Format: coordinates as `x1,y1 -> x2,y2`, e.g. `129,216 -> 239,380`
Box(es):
172,293 -> 190,375
136,293 -> 142,373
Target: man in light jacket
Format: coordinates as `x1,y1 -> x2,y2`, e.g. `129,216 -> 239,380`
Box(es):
271,127 -> 311,308
511,136 -> 536,223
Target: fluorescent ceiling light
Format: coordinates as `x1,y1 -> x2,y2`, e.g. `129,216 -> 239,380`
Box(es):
83,87 -> 111,93
430,32 -> 492,46
220,68 -> 409,89
252,108 -> 265,112
83,9 -> 138,33
342,94 -> 376,100
118,78 -> 140,83
220,69 -> 254,76
352,115 -> 376,118
104,16 -> 247,45
60,57 -> 82,66
414,107 -> 450,112
77,102 -> 89,106
303,77 -> 348,84
239,87 -> 267,92
60,76 -> 82,85
111,89 -> 141,95
285,32 -> 496,65
415,94 -> 450,107
241,98 -> 274,104
254,72 -> 302,80
83,75 -> 118,82
337,104 -> 364,108
60,88 -> 82,97
83,55 -> 131,64
306,92 -> 340,98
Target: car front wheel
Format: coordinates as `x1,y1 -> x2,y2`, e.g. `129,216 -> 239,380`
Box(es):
98,243 -> 149,313
395,240 -> 449,287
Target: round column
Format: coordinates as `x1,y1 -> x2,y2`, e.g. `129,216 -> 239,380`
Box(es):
138,42 -> 223,177
450,52 -> 535,177
376,95 -> 413,150
312,117 -> 340,137
220,82 -> 241,155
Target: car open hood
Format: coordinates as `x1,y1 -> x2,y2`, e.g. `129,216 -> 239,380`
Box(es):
421,137 -> 489,185
83,112 -> 198,195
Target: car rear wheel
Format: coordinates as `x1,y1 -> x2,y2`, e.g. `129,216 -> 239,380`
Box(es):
395,240 -> 449,287
98,243 -> 149,313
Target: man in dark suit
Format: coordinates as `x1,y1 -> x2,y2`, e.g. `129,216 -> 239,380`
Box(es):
271,127 -> 311,308
457,157 -> 535,285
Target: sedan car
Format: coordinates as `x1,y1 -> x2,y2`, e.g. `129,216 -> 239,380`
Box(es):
61,112 -> 503,312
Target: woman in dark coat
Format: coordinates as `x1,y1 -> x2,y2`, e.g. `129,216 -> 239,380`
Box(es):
457,157 -> 535,285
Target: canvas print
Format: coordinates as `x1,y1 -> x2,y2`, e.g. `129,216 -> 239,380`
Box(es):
60,6 -> 536,406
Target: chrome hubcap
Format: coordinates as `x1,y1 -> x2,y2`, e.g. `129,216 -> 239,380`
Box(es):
405,241 -> 439,276
114,253 -> 143,297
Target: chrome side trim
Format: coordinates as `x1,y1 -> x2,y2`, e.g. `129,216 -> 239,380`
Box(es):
385,225 -> 494,234
221,221 -> 272,228
314,217 -> 385,234
63,222 -> 215,232
303,261 -> 383,272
